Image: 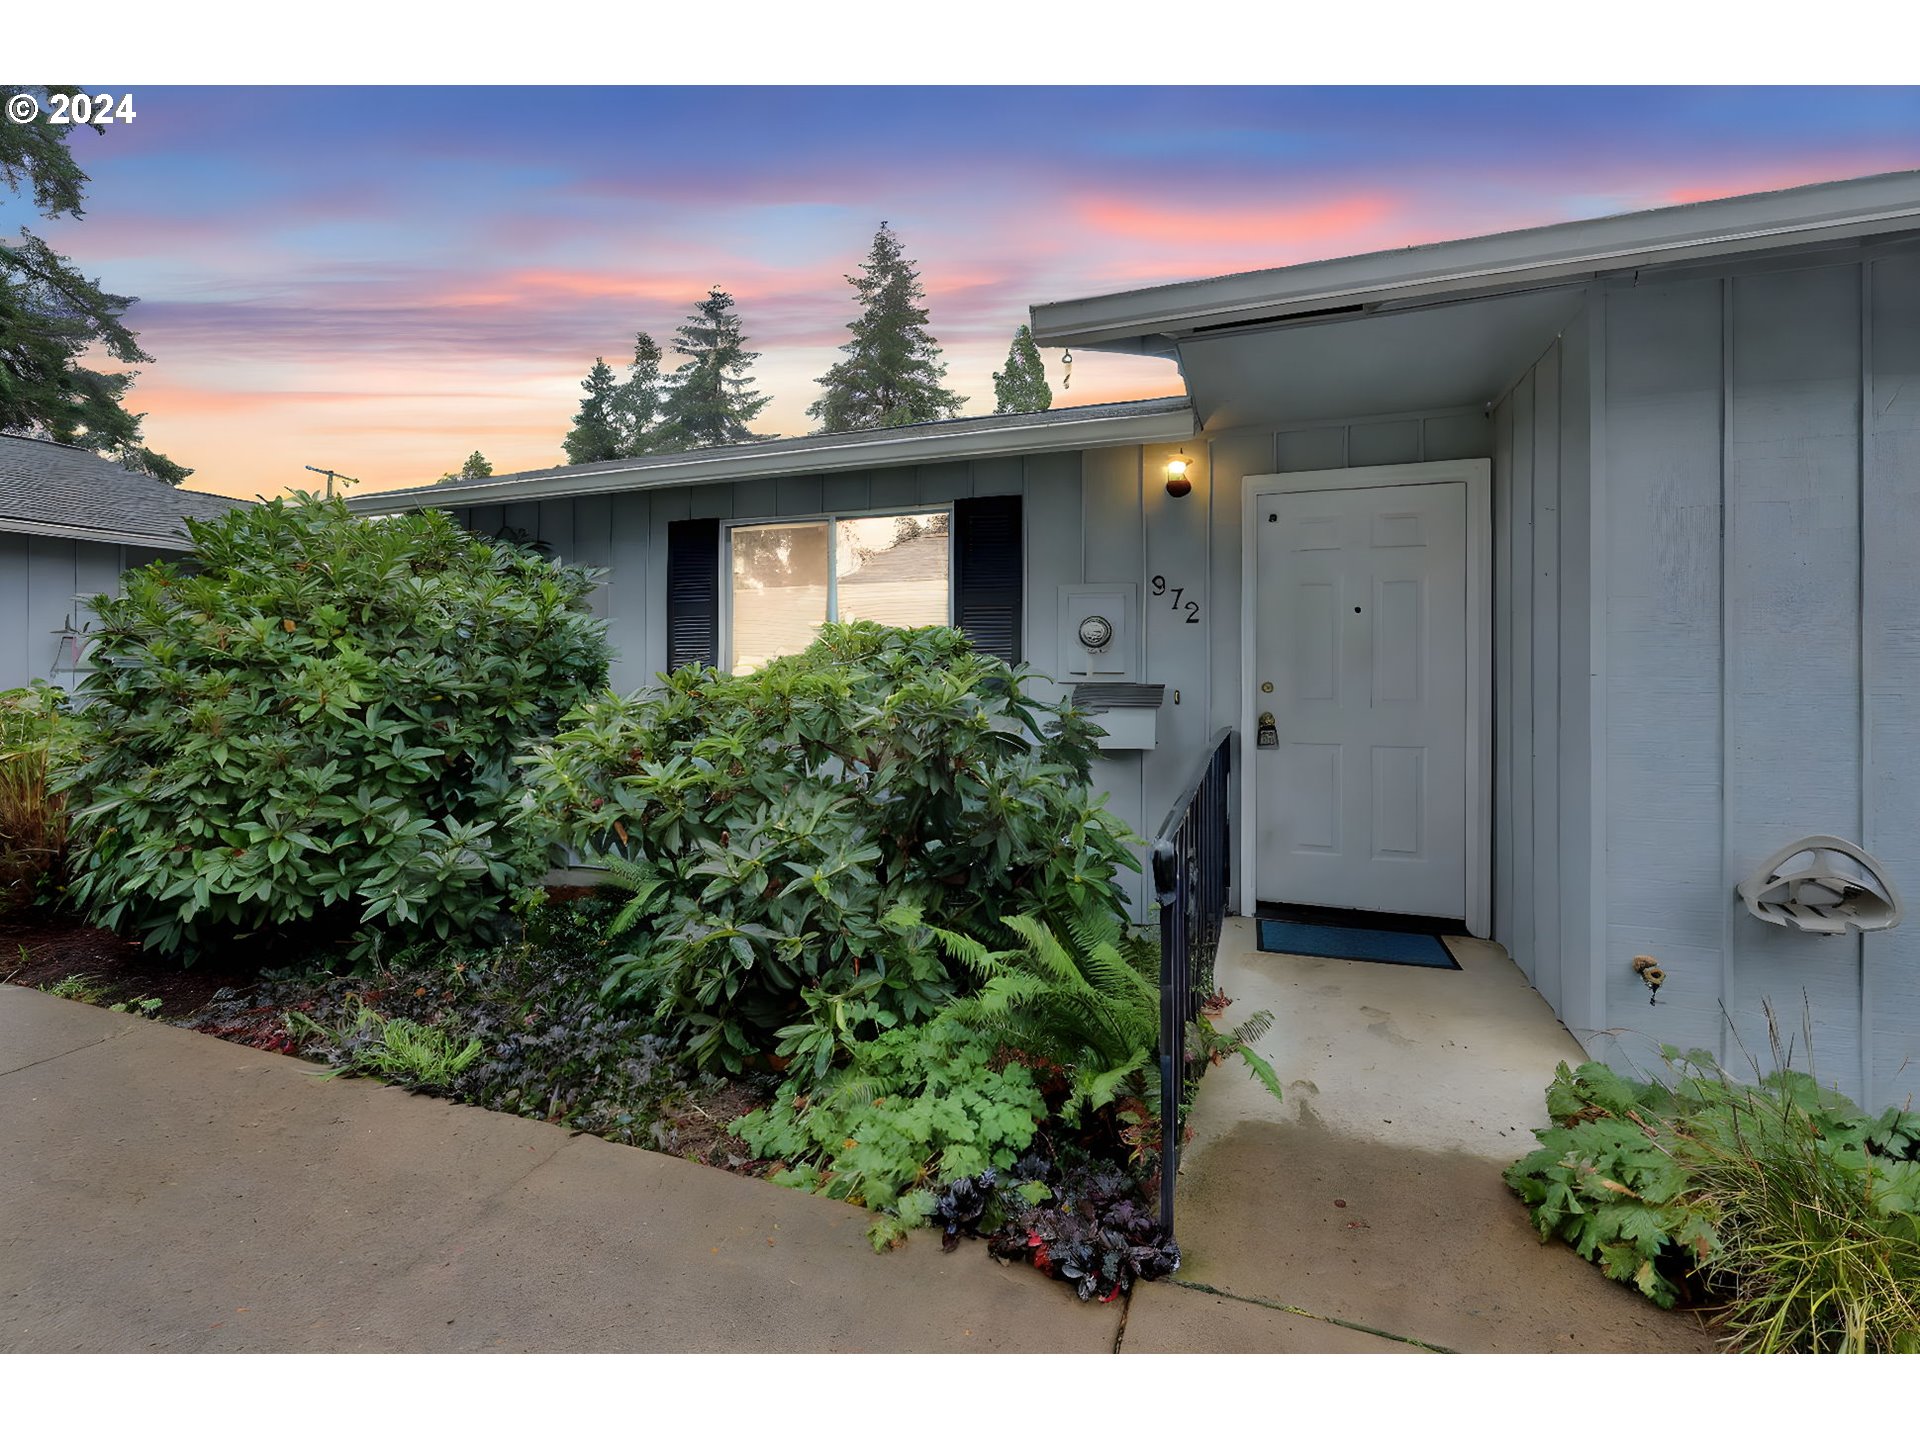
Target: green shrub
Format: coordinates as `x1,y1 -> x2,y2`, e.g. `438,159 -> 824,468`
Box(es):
0,681 -> 79,913
525,622 -> 1135,1071
61,494 -> 610,960
1504,1058 -> 1718,1308
1508,1047 -> 1920,1350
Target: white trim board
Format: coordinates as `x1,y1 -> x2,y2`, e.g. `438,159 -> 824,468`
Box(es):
352,404 -> 1195,511
0,517 -> 193,550
1238,458 -> 1493,939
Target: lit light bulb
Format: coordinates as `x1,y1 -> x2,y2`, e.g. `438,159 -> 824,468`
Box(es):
1164,452 -> 1192,498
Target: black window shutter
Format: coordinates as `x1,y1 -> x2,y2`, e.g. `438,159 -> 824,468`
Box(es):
953,494 -> 1023,666
666,517 -> 720,670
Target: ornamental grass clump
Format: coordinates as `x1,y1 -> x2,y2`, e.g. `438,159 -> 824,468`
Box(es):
0,681 -> 79,914
61,494 -> 610,960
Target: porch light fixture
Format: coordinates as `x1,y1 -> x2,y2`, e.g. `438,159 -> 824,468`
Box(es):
1164,449 -> 1192,498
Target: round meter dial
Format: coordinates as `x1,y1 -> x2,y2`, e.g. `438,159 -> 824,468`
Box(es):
1077,614 -> 1114,650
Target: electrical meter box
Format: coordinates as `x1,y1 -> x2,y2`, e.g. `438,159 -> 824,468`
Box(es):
1058,584 -> 1137,681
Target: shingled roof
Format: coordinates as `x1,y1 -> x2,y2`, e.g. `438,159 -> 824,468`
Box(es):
0,435 -> 246,549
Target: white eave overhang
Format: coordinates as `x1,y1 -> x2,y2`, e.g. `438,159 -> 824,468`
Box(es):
350,401 -> 1196,513
1031,170 -> 1920,353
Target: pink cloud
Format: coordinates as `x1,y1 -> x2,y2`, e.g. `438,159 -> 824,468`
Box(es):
1072,192 -> 1400,254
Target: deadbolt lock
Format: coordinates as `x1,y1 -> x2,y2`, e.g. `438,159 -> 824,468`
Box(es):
1260,681 -> 1274,693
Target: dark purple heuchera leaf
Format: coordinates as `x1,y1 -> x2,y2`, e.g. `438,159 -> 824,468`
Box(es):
934,1169 -> 1001,1252
939,1153 -> 1179,1301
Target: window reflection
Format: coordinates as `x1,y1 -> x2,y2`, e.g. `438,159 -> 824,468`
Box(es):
835,513 -> 951,630
730,521 -> 829,673
729,511 -> 950,672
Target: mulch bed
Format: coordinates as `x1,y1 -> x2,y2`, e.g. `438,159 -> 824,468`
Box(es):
1,904 -> 772,1173
0,910 -> 261,1017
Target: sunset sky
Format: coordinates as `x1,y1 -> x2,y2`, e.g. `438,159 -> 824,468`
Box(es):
13,85 -> 1919,499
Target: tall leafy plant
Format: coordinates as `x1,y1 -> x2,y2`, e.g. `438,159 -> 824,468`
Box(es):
523,622 -> 1134,1071
62,494 -> 610,959
0,681 -> 78,913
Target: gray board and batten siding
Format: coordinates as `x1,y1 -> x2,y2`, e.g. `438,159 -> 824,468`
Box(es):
0,434 -> 244,693
0,532 -> 176,693
1489,309 -> 1596,1039
1590,240 -> 1920,1111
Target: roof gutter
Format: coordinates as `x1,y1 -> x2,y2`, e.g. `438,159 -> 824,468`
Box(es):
351,404 -> 1196,512
1032,175 -> 1920,350
0,516 -> 194,550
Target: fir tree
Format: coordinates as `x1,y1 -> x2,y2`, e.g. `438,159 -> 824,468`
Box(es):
992,324 -> 1052,415
562,359 -> 623,464
612,332 -> 668,455
659,288 -> 771,450
1,85 -> 190,482
808,222 -> 966,434
437,450 -> 493,484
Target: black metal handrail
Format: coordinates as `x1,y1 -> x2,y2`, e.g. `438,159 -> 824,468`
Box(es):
1152,726 -> 1234,1240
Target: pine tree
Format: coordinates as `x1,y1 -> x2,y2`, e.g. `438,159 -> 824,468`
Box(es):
562,359 -> 623,464
612,332 -> 669,455
992,325 -> 1052,414
1,85 -> 190,482
659,289 -> 771,450
808,222 -> 966,434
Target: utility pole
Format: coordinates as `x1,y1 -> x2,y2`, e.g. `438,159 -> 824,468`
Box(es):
303,464 -> 359,499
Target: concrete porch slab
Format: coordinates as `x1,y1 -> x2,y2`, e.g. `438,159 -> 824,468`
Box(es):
1167,918 -> 1720,1353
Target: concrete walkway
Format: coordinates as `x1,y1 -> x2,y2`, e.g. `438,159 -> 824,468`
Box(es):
1152,919 -> 1720,1353
1,938 -> 1721,1353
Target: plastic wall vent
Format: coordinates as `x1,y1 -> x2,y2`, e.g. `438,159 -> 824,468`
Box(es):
1736,835 -> 1903,936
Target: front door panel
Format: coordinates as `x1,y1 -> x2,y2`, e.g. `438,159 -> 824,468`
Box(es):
1254,480 -> 1467,919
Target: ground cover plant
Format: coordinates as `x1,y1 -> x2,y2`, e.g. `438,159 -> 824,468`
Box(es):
524,621 -> 1134,1074
0,681 -> 79,915
59,494 -> 610,961
188,899 -> 758,1157
730,903 -> 1282,1281
1507,1025 -> 1920,1352
731,1012 -> 1051,1250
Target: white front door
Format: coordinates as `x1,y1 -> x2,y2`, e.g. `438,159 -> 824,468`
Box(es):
1252,477 -> 1469,920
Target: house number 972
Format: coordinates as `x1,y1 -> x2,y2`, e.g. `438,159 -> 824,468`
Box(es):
1150,575 -> 1201,624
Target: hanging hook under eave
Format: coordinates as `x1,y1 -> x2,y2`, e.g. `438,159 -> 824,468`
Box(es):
1060,348 -> 1072,391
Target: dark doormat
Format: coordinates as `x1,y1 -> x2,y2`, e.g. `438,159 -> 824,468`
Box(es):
1254,918 -> 1460,970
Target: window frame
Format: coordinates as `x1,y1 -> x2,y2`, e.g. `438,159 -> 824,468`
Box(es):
720,502 -> 955,673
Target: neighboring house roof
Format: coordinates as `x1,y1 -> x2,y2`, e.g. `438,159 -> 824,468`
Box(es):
349,397 -> 1195,512
0,434 -> 247,549
1031,169 -> 1920,353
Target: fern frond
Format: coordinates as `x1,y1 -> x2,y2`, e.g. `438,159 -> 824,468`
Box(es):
817,1069 -> 910,1108
1229,1008 -> 1275,1048
1230,1041 -> 1285,1104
